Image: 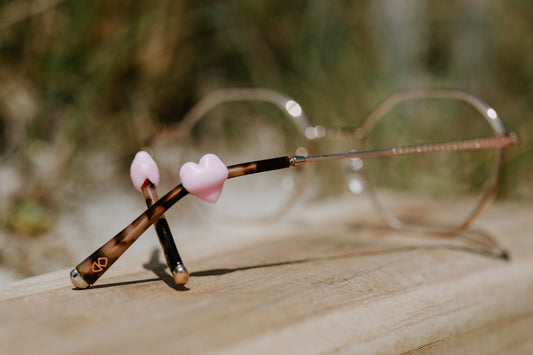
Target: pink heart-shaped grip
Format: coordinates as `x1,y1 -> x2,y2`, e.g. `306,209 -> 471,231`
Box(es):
179,154 -> 228,203
130,151 -> 160,191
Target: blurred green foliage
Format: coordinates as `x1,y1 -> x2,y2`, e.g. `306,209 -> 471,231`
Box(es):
6,198 -> 53,235
0,0 -> 531,234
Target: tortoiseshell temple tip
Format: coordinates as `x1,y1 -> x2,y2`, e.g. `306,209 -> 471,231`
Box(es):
172,264 -> 189,285
70,268 -> 89,289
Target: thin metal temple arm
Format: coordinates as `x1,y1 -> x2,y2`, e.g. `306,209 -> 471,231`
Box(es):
293,133 -> 519,165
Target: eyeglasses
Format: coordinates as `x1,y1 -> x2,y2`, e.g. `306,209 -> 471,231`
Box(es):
70,88 -> 519,289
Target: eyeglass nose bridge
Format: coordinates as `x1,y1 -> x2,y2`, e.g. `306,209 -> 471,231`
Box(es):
304,125 -> 367,141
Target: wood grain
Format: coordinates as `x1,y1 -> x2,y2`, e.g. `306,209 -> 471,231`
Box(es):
1,198 -> 532,354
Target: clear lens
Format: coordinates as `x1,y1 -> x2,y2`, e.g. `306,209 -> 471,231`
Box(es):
361,96 -> 500,231
182,101 -> 308,220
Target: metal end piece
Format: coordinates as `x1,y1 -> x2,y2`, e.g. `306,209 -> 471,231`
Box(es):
70,268 -> 89,289
172,264 -> 189,285
289,155 -> 307,166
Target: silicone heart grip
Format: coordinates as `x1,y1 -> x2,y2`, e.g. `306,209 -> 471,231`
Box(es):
179,154 -> 228,203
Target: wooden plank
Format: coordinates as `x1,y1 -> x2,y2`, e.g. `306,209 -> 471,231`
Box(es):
1,198 -> 532,354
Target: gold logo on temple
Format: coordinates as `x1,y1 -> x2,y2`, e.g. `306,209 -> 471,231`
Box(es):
91,257 -> 108,272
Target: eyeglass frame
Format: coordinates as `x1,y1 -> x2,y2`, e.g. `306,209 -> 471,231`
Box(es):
159,88 -> 512,233
70,88 -> 519,289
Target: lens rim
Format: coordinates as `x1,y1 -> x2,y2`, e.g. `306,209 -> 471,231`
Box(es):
359,89 -> 508,235
176,88 -> 313,222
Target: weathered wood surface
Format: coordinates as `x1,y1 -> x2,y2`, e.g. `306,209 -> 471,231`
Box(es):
1,198 -> 532,354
